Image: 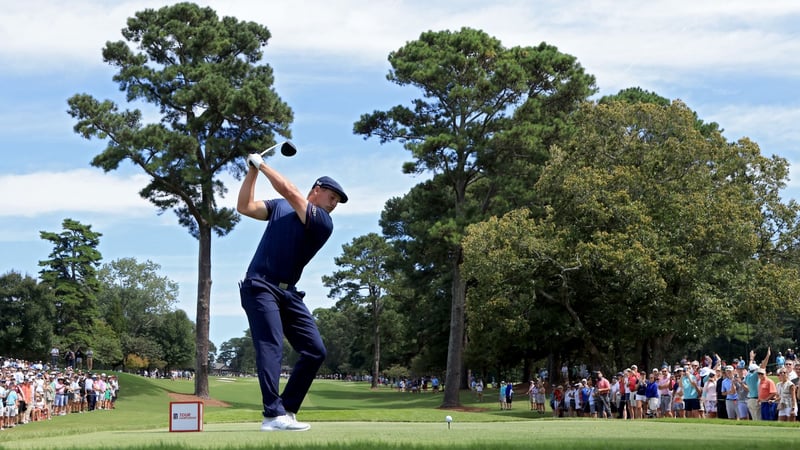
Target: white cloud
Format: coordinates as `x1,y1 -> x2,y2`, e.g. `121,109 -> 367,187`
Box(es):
0,169 -> 153,217
5,0 -> 800,85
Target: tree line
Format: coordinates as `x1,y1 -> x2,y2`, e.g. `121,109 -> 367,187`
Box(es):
0,218 -> 196,373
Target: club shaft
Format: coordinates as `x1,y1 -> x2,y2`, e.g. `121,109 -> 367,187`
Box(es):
260,143 -> 281,156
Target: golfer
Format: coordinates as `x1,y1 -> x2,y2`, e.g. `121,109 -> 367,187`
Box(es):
237,152 -> 347,431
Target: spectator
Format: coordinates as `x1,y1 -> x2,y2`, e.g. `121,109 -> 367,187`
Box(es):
702,370 -> 717,418
721,365 -> 738,419
714,367 -> 727,419
634,369 -> 647,419
53,376 -> 67,416
733,367 -> 750,420
49,347 -> 59,369
527,380 -> 537,411
86,349 -> 94,372
475,379 -> 483,402
776,352 -> 785,369
595,371 -> 612,419
645,371 -> 660,418
757,367 -> 778,420
4,381 -> 19,429
656,367 -> 672,418
85,374 -> 97,411
551,385 -> 563,417
672,367 -> 685,418
535,380 -> 546,413
626,367 -> 640,419
505,381 -> 514,410
75,348 -> 84,370
615,372 -> 628,419
681,366 -> 701,418
784,360 -> 798,383
498,381 -> 507,410
64,349 -> 75,369
776,368 -> 796,422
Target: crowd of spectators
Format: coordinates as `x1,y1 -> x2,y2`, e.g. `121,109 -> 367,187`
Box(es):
0,356 -> 118,431
533,347 -> 798,421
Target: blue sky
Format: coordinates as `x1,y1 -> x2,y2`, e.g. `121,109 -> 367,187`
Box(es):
2,0 -> 800,347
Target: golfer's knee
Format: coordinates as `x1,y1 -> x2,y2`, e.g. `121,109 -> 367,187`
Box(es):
311,342 -> 327,364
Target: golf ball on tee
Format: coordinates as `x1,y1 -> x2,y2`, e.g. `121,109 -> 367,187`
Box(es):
445,415 -> 453,422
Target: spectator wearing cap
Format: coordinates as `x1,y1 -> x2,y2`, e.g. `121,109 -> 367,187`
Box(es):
53,376 -> 68,416
721,365 -> 739,419
551,385 -> 563,418
758,367 -> 778,420
626,367 -> 641,419
745,348 -> 771,420
701,369 -> 718,418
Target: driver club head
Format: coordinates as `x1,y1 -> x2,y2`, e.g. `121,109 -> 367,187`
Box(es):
260,140 -> 298,157
279,141 -> 297,157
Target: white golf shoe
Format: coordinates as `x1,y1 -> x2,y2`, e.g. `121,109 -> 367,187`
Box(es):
260,414 -> 311,431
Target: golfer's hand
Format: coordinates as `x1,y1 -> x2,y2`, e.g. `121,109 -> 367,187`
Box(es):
247,153 -> 264,169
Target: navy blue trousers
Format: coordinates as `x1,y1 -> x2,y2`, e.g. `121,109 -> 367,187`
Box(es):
240,277 -> 326,418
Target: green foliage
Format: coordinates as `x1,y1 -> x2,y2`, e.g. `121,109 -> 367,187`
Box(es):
357,28 -> 596,402
152,309 -> 196,369
0,271 -> 55,358
97,258 -> 179,337
463,99 -> 800,373
92,319 -> 124,367
38,218 -> 102,347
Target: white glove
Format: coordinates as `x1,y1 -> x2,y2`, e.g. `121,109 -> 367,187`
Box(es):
247,153 -> 264,169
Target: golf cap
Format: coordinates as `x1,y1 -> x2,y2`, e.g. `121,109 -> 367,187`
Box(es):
757,368 -> 767,375
749,363 -> 759,372
314,176 -> 348,203
725,366 -> 734,371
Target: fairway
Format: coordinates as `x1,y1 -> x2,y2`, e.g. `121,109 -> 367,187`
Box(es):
2,374 -> 799,450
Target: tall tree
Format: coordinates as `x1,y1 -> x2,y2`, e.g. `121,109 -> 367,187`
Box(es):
0,271 -> 55,359
217,331 -> 256,374
38,218 -> 102,348
97,258 -> 179,338
153,309 -> 196,370
323,233 -> 395,388
67,2 -> 293,397
354,27 -> 595,406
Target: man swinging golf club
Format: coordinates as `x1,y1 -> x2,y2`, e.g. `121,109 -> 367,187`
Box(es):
237,147 -> 347,431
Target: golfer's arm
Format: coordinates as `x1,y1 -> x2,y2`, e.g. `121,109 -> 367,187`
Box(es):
254,162 -> 309,222
237,167 -> 268,220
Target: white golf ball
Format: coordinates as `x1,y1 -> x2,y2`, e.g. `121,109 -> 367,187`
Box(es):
445,415 -> 453,422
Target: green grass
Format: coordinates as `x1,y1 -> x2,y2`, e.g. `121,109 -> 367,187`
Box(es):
2,373 -> 799,449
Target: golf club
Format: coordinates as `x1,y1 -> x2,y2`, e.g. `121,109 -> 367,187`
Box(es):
260,141 -> 297,157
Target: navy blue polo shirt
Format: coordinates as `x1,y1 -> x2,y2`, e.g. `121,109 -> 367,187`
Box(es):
246,198 -> 333,287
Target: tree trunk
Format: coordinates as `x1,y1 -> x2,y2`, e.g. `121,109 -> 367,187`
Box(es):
441,248 -> 466,408
372,304 -> 380,389
194,224 -> 211,398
